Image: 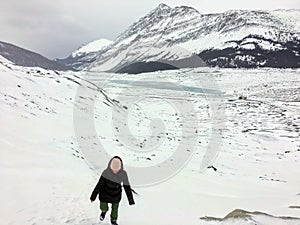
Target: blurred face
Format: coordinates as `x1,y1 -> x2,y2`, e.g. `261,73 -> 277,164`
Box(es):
110,158 -> 121,174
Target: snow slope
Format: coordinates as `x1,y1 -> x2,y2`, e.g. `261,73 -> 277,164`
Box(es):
1,57 -> 300,224
55,39 -> 113,70
71,39 -> 113,57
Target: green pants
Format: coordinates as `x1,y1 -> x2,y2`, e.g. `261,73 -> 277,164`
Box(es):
100,201 -> 119,221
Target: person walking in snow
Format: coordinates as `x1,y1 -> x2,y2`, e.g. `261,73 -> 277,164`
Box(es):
90,156 -> 137,225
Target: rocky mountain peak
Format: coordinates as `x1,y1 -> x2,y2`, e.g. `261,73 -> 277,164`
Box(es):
156,3 -> 172,11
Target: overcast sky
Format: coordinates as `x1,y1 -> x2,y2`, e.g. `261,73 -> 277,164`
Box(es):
1,0 -> 299,59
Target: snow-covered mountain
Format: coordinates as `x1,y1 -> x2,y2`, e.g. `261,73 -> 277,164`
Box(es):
56,38 -> 112,70
0,41 -> 74,71
85,4 -> 300,73
71,38 -> 113,57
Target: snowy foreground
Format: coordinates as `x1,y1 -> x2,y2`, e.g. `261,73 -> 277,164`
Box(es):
1,57 -> 300,225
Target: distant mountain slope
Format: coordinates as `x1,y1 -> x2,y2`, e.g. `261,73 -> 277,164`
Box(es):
0,41 -> 74,71
84,4 -> 300,73
71,38 -> 112,57
56,38 -> 112,70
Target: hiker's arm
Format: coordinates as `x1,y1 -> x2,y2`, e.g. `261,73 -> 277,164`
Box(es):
90,175 -> 105,201
123,171 -> 135,205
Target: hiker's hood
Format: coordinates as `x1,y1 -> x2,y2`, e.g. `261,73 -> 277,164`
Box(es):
106,156 -> 124,171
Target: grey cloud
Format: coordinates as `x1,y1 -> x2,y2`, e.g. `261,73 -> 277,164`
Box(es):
0,0 -> 157,58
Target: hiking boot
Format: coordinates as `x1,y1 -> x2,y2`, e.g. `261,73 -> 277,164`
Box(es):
99,211 -> 107,221
111,219 -> 118,225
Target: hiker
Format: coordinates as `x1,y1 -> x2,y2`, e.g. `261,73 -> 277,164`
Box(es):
90,156 -> 136,225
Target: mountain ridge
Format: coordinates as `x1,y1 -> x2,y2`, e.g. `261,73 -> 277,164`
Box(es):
0,41 -> 74,71
85,4 -> 300,73
2,4 -> 300,72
